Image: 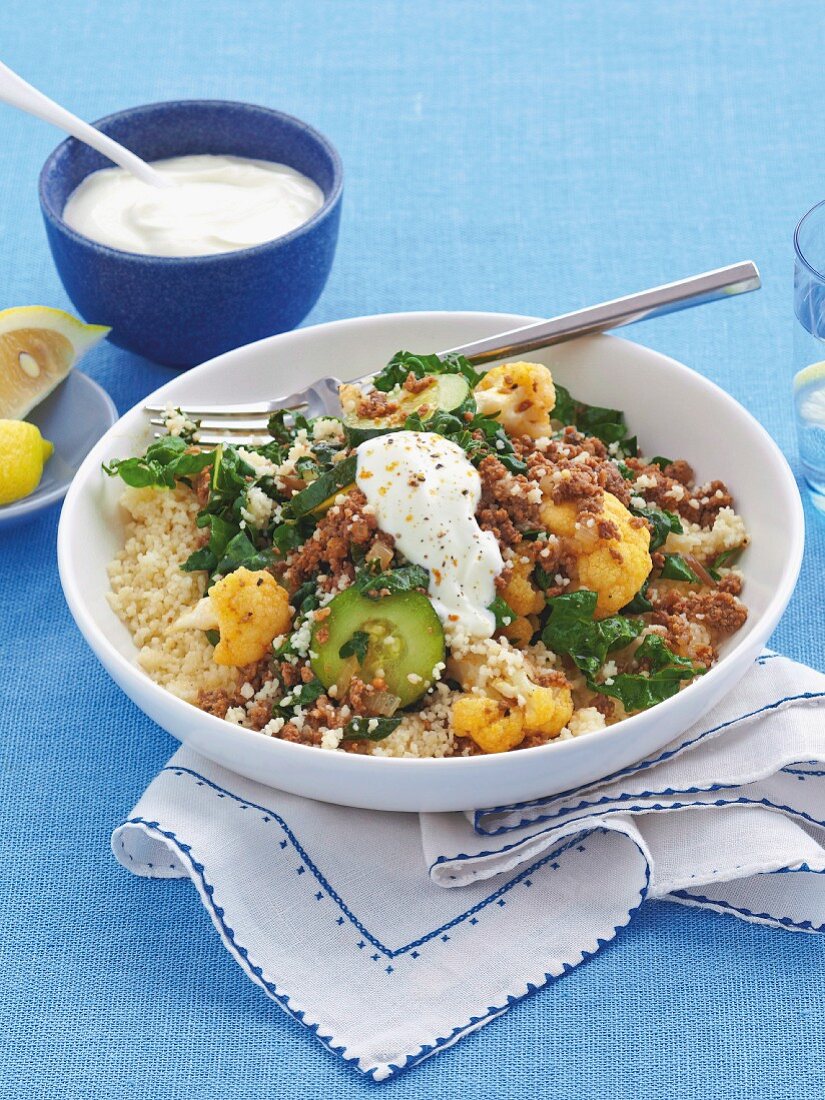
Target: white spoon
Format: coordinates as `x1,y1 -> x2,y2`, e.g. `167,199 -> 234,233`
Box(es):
0,60 -> 172,189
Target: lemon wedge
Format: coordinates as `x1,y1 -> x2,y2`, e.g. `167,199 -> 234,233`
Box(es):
0,419 -> 54,504
0,306 -> 109,419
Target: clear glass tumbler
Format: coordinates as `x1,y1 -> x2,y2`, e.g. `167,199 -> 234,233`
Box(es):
794,199 -> 825,512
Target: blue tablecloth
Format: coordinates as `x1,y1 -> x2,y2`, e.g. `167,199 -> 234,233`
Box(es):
2,2 -> 823,1096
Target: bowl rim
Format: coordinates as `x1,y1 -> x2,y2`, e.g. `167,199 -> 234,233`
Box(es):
38,98 -> 344,265
57,310 -> 806,776
0,371 -> 118,523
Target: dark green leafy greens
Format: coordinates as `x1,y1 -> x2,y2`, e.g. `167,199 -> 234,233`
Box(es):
354,564 -> 430,598
552,383 -> 637,454
103,436 -> 215,489
595,634 -> 706,711
660,553 -> 700,583
542,589 -> 705,711
630,503 -> 683,552
276,678 -> 326,715
542,591 -> 645,680
371,350 -> 483,393
341,716 -> 402,741
489,595 -> 516,629
339,630 -> 370,664
708,547 -> 743,581
621,578 -> 653,614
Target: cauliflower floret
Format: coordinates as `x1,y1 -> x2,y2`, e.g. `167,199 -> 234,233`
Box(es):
448,640 -> 573,753
209,568 -> 292,667
540,491 -> 651,618
500,615 -> 535,647
452,696 -> 525,753
501,559 -> 545,617
338,382 -> 361,420
474,361 -> 556,439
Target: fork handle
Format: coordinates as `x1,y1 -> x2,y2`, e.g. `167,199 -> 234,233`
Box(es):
438,261 -> 760,365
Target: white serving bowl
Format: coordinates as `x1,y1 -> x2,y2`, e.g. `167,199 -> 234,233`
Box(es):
58,312 -> 804,812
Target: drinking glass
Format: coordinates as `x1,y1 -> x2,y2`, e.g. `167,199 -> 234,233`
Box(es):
794,199 -> 825,512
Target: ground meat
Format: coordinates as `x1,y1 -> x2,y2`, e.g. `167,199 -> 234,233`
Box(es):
521,431 -> 634,510
597,463 -> 632,506
280,722 -> 322,746
451,734 -> 484,756
649,613 -> 716,665
534,668 -> 571,690
279,660 -> 301,687
627,459 -> 735,530
476,455 -> 541,545
356,391 -> 400,419
591,694 -> 616,719
245,699 -> 274,729
663,459 -> 693,485
687,480 -> 734,529
196,688 -> 235,719
717,573 -> 743,596
283,488 -> 378,589
403,372 -> 435,394
552,464 -> 605,506
518,731 -> 555,749
651,587 -> 748,636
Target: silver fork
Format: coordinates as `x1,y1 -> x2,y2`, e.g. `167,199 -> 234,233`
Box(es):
145,262 -> 760,446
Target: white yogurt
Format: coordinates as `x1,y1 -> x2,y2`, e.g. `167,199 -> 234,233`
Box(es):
356,432 -> 504,641
62,154 -> 325,257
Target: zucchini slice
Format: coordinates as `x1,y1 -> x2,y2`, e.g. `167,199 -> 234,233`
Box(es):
310,587 -> 445,707
288,455 -> 357,518
344,373 -> 470,436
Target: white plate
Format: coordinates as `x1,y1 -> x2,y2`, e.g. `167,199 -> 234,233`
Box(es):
57,312 -> 804,811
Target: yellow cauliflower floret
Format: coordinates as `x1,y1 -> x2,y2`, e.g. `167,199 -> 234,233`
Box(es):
523,681 -> 574,734
210,567 -> 292,667
448,640 -> 574,753
500,615 -> 534,647
474,361 -> 556,439
452,696 -> 525,754
540,492 -> 651,618
501,559 -> 545,617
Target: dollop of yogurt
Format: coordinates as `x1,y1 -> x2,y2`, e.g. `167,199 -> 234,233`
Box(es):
356,432 -> 504,641
62,154 -> 325,257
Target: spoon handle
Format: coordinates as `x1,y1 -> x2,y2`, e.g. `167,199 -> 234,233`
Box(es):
0,60 -> 171,189
442,262 -> 761,364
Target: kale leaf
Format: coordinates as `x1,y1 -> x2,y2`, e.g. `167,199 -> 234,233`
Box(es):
355,564 -> 430,598
595,634 -> 705,711
621,578 -> 653,614
372,350 -> 483,393
630,503 -> 683,552
341,716 -> 403,741
543,593 -> 705,712
660,553 -> 700,583
276,678 -> 326,715
542,590 -> 645,679
552,383 -> 636,452
339,630 -> 370,664
489,595 -> 516,630
103,436 -> 214,489
708,546 -> 744,581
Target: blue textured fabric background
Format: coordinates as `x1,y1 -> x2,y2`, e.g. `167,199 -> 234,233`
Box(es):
1,1 -> 823,1096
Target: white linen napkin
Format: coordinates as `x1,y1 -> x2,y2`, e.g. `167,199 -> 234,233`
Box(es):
113,651 -> 825,1081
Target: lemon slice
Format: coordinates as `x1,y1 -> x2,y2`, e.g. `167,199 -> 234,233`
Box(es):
0,306 -> 109,419
0,419 -> 54,504
793,359 -> 825,390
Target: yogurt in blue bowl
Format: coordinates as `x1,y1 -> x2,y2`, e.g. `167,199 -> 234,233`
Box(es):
39,100 -> 343,368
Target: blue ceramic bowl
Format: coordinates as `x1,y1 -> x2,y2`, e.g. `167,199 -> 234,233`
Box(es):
39,100 -> 343,368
